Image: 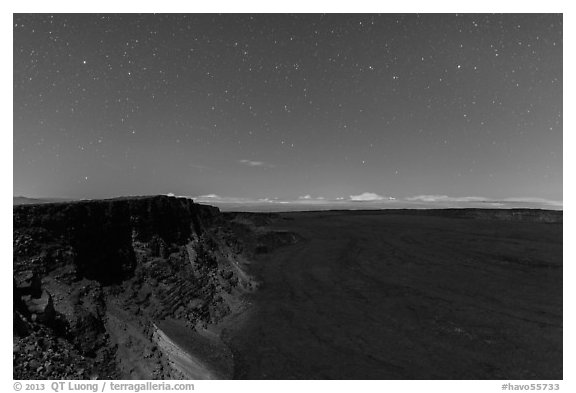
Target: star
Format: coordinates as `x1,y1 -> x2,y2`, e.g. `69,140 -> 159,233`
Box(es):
12,14 -> 561,206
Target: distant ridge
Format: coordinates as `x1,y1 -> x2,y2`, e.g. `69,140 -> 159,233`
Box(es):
13,196 -> 76,205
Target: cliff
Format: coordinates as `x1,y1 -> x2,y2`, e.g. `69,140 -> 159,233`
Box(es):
14,196 -> 220,283
13,195 -> 255,379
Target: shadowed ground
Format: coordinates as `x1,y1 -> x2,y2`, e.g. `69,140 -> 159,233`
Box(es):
224,211 -> 562,379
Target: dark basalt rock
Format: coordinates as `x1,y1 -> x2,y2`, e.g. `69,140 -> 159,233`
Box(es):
13,195 -> 259,380
14,270 -> 42,297
23,290 -> 55,321
13,195 -> 220,284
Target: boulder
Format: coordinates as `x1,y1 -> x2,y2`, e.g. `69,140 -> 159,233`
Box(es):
23,290 -> 55,323
14,270 -> 42,297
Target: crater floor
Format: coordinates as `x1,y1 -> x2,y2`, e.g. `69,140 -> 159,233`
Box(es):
226,210 -> 562,379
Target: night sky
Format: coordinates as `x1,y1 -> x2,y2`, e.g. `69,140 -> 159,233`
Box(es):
13,14 -> 563,209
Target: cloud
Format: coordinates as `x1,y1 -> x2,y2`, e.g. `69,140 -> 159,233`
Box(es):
349,192 -> 386,201
192,193 -> 562,212
194,194 -> 282,205
498,197 -> 563,208
406,195 -> 485,203
239,159 -> 273,167
298,195 -> 326,201
294,195 -> 331,205
404,195 -> 562,209
197,193 -> 221,199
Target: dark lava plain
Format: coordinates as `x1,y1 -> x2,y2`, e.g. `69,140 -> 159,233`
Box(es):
225,210 -> 562,379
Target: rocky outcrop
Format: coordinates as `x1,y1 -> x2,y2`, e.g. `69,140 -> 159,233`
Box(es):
13,195 -> 254,380
13,196 -> 220,284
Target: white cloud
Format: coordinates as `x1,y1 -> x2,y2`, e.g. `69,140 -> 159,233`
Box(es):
500,197 -> 563,207
191,193 -> 562,211
194,194 -> 285,205
239,159 -> 268,167
295,195 -> 327,203
404,195 -> 562,209
298,194 -> 326,201
349,192 -> 386,201
406,195 -> 485,203
197,193 -> 221,199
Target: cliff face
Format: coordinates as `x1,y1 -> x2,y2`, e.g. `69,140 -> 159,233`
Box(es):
13,196 -> 253,380
14,196 -> 220,284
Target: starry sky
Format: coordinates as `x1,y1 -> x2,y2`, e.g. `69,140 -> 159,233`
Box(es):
13,14 -> 563,209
